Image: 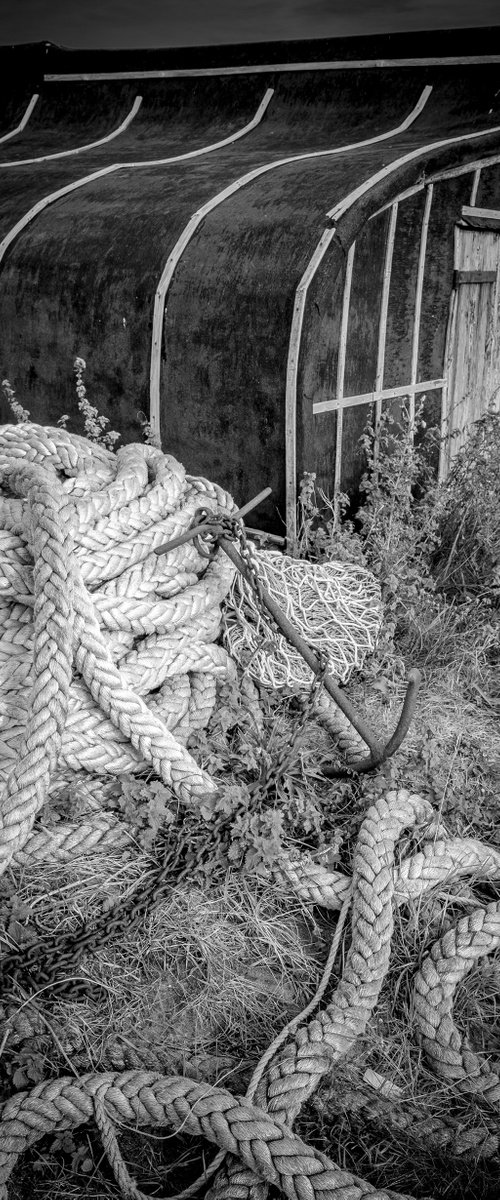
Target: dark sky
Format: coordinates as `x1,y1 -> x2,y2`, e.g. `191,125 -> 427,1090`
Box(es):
1,1 -> 500,49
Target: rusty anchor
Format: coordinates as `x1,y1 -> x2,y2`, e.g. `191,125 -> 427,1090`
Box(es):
155,487 -> 421,774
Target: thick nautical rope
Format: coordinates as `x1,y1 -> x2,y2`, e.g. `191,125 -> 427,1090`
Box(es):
207,791 -> 434,1200
2,787 -> 500,1194
0,463 -> 75,873
0,1070 -> 416,1200
414,900 -> 500,1108
0,425 -> 239,865
323,1074 -> 500,1159
275,838 -> 500,912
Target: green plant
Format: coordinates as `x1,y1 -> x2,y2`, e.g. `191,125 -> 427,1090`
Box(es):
433,406 -> 500,600
355,406 -> 445,654
1,378 -> 30,423
296,472 -> 365,565
73,357 -> 120,449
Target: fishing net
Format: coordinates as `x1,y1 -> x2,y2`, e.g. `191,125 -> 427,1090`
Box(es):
223,549 -> 383,691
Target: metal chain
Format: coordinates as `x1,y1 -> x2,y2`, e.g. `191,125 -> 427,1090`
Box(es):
1,836 -> 187,1000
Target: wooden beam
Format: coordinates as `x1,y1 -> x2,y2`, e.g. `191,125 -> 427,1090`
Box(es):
373,152 -> 500,216
439,253 -> 459,482
0,87 -> 273,273
0,94 -> 39,145
453,268 -> 497,284
313,377 -> 445,414
0,163 -> 122,269
149,87 -> 431,460
280,89 -> 431,544
0,95 -> 142,168
148,87 -> 274,440
469,168 -> 482,206
410,184 -> 433,423
374,203 -> 398,437
461,205 -> 500,230
284,228 -> 336,547
333,241 -> 355,521
44,56 -> 500,82
328,109 -> 500,226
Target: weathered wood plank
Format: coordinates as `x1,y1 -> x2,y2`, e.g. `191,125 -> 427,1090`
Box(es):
313,377 -> 445,414
44,57 -> 500,82
328,106 -> 500,225
442,223 -> 500,472
454,268 -> 497,284
0,94 -> 38,145
333,242 -> 355,519
374,202 -> 398,436
461,205 -> 500,230
0,96 -> 142,168
410,185 -> 434,423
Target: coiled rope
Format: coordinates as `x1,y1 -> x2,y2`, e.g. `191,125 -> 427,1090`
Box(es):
0,424 -> 239,867
2,790 -> 500,1198
1,426 -> 499,1198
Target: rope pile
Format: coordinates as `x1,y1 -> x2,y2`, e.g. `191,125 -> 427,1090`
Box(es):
1,425 -> 499,1199
0,423 -> 240,868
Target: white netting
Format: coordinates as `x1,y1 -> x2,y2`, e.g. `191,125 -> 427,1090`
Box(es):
223,549 -> 382,690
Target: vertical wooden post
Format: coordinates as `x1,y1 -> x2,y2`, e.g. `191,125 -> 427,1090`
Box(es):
333,241 -> 355,525
470,167 -> 482,207
410,184 -> 434,426
439,226 -> 460,482
373,203 -> 398,466
285,228 -> 336,548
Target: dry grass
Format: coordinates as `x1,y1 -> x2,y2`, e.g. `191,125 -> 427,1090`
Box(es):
298,881 -> 500,1200
2,567 -> 500,1200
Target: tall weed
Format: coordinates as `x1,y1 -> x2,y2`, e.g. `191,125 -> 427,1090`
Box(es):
297,403 -> 499,683
433,407 -> 500,600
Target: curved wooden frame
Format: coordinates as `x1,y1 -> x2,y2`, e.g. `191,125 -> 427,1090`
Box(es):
150,86 -> 433,446
0,95 -> 39,146
286,116 -> 500,542
0,96 -> 142,167
409,184 -> 434,424
333,241 -> 355,524
0,89 -> 274,269
327,117 -> 500,224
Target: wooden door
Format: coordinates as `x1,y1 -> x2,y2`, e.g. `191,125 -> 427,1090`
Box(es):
441,225 -> 500,477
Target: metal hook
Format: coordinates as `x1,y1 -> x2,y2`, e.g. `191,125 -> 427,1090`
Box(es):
155,484 -> 422,773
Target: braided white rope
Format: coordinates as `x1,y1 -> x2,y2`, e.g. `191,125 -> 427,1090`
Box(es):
0,424 -> 238,864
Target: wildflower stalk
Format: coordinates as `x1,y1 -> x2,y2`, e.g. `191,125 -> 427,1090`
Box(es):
73,357 -> 120,450
1,378 -> 31,424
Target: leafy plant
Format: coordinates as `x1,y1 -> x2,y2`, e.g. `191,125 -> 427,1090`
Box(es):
73,357 -> 120,449
1,378 -> 30,423
115,776 -> 176,851
433,405 -> 500,600
296,472 -> 365,565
